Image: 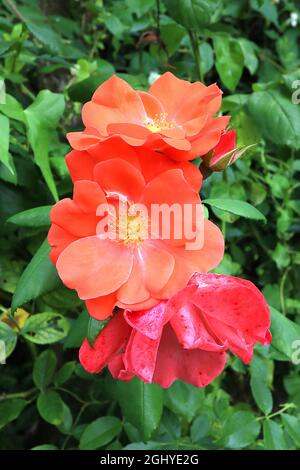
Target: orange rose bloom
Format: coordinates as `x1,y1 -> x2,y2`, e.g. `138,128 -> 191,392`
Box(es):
48,157 -> 224,320
67,72 -> 230,162
65,137 -> 202,192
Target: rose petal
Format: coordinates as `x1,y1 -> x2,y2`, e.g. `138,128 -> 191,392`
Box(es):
153,325 -> 226,388
56,236 -> 133,299
124,301 -> 170,340
79,311 -> 131,373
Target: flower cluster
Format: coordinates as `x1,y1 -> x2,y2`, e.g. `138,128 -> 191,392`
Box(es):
48,73 -> 271,388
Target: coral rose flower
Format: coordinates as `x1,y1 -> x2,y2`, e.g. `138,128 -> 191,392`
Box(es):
65,137 -> 202,192
67,72 -> 231,162
48,159 -> 224,320
79,274 -> 271,388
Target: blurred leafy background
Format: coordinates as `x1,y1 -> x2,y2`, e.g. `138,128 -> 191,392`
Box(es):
1,0 -> 300,451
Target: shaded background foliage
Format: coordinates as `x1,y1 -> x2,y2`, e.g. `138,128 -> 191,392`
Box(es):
0,0 -> 300,451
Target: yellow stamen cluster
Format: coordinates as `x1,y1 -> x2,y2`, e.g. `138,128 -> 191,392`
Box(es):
144,112 -> 176,133
123,214 -> 145,244
109,212 -> 147,245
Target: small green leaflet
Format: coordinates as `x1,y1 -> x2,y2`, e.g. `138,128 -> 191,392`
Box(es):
203,198 -> 266,222
21,312 -> 70,344
12,239 -> 61,312
7,205 -> 52,227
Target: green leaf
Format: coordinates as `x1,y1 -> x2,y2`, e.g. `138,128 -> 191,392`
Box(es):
263,419 -> 288,450
12,239 -> 61,312
272,243 -> 290,270
21,312 -> 69,344
57,403 -> 73,434
37,390 -> 64,426
0,79 -> 5,103
0,94 -> 26,122
164,0 -> 223,30
199,42 -> 214,75
206,181 -> 247,223
42,286 -> 81,311
64,309 -> 89,349
87,316 -> 111,347
116,377 -> 163,441
165,381 -> 204,423
159,410 -> 181,441
0,399 -> 27,430
251,0 -> 279,26
160,23 -> 186,56
125,0 -> 154,17
54,361 -> 76,386
250,377 -> 273,416
219,411 -> 260,449
190,415 -> 210,442
238,38 -> 258,75
213,34 -> 244,91
248,90 -> 300,149
250,355 -> 273,415
0,114 -> 15,175
32,445 -> 58,450
0,321 -> 17,359
203,198 -> 266,221
18,6 -> 67,55
281,414 -> 300,447
24,90 -> 65,201
7,206 -> 52,227
79,416 -> 122,450
270,307 -> 300,360
33,350 -> 57,390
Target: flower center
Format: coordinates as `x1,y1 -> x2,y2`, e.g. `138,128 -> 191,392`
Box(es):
144,112 -> 176,133
123,214 -> 145,244
107,203 -> 148,245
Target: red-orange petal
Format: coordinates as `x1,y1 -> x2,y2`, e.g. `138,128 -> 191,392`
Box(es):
50,199 -> 99,238
79,311 -> 131,373
48,224 -> 78,264
117,255 -> 150,305
149,72 -> 191,118
85,293 -> 117,320
67,130 -> 102,150
93,158 -> 146,202
139,243 -> 175,294
56,236 -> 133,299
66,150 -> 95,183
138,91 -> 164,117
73,180 -> 107,213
